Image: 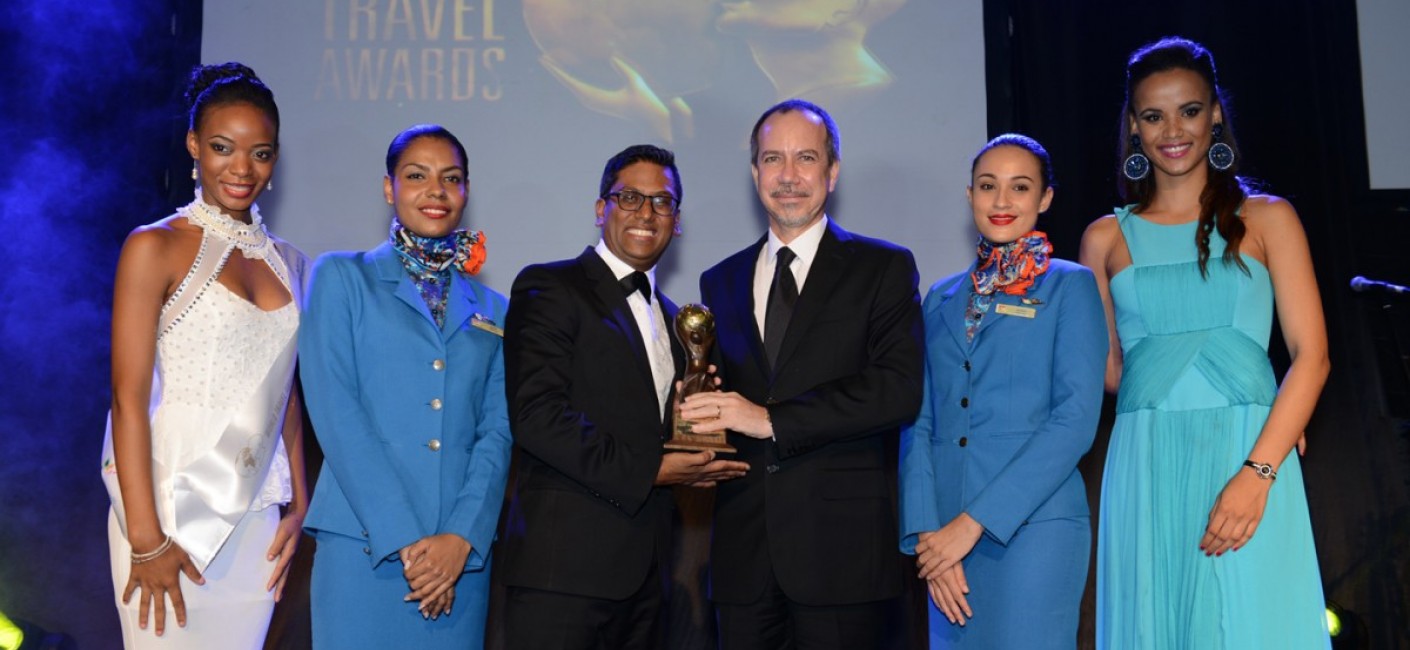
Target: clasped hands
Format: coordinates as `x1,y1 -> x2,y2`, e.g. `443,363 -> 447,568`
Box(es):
914,513 -> 985,627
400,533 -> 472,620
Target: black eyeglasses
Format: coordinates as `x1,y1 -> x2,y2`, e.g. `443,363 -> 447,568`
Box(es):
604,189 -> 680,217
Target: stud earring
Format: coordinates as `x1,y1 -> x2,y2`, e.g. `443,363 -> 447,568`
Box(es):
1123,134 -> 1150,181
1207,123 -> 1235,171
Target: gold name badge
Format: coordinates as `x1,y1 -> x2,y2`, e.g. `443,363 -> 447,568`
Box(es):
471,315 -> 505,337
995,303 -> 1037,319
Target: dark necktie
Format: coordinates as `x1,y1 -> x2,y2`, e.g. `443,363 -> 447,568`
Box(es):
764,246 -> 798,369
620,270 -> 651,303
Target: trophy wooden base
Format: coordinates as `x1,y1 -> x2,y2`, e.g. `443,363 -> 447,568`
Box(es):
665,416 -> 736,453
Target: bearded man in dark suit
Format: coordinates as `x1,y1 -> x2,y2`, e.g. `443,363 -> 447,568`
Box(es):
680,100 -> 924,650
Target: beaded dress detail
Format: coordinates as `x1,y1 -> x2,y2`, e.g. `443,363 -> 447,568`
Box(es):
158,195 -> 297,517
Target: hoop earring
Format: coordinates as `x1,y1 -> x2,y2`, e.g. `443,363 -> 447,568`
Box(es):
1123,134 -> 1150,181
1208,123 -> 1235,171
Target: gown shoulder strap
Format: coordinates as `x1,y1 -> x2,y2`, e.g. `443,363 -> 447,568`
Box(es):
157,230 -> 236,338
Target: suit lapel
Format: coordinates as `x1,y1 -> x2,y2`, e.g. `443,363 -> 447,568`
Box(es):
443,270 -> 480,339
371,242 -> 438,326
729,237 -> 772,381
773,221 -> 848,373
932,267 -> 973,352
580,249 -> 655,397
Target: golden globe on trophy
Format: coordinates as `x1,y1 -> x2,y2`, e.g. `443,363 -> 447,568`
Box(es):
666,304 -> 736,453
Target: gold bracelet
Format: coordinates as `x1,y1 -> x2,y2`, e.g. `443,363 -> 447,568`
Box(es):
131,535 -> 174,564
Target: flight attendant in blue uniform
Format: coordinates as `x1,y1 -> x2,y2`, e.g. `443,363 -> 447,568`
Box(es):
899,134 -> 1107,648
299,124 -> 511,649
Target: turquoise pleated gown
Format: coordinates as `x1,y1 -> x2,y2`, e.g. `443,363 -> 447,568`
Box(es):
1096,206 -> 1329,649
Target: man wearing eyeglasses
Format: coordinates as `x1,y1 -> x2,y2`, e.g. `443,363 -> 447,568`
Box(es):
679,100 -> 925,649
499,144 -> 749,649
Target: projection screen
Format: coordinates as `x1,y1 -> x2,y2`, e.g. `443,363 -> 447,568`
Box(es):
202,0 -> 987,299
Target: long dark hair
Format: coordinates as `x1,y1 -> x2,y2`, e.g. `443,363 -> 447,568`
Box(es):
1117,37 -> 1249,276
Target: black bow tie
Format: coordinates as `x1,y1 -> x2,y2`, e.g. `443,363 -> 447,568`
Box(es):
620,270 -> 651,303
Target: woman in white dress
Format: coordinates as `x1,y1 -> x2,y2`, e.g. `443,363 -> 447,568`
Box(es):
102,62 -> 309,648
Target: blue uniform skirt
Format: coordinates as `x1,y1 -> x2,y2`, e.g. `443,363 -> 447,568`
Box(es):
929,516 -> 1089,649
311,531 -> 490,649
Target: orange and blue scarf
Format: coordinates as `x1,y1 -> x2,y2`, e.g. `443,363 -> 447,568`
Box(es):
389,221 -> 486,327
964,231 -> 1051,342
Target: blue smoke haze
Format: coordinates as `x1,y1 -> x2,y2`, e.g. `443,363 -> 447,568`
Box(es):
0,1 -> 198,646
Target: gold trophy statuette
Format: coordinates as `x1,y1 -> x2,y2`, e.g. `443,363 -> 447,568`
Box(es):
666,304 -> 736,453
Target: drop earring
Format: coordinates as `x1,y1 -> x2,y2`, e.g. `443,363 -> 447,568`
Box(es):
1207,123 -> 1235,171
1123,133 -> 1150,181
191,164 -> 198,181
265,180 -> 273,191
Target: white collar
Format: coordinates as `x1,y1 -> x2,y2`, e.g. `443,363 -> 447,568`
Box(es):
766,215 -> 828,265
594,240 -> 658,294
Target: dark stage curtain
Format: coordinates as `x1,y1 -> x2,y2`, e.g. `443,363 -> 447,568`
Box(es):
983,0 -> 1410,647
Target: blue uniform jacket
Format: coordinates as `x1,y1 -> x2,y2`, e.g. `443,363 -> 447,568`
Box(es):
300,242 -> 512,571
900,258 -> 1107,550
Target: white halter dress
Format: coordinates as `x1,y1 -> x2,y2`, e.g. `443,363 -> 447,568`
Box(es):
102,197 -> 305,649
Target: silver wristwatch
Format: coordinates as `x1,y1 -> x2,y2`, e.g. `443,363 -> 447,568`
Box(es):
1243,460 -> 1277,481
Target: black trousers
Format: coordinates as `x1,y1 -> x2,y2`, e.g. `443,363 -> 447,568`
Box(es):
503,564 -> 663,650
715,562 -> 891,650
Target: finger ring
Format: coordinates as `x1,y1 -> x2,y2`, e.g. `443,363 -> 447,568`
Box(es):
716,406 -> 722,418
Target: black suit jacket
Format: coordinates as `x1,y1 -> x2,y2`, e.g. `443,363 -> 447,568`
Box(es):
700,220 -> 924,606
499,248 -> 684,599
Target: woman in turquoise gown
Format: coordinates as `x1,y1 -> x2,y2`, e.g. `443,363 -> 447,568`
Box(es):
1080,38 -> 1331,649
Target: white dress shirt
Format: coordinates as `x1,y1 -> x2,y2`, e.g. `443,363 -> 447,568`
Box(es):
595,241 -> 674,420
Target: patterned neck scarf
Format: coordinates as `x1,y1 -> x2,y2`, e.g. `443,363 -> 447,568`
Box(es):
964,230 -> 1052,342
389,221 -> 487,328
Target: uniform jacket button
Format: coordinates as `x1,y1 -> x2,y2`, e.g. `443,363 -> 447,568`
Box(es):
958,437 -> 968,447
430,398 -> 443,410
960,397 -> 969,408
432,359 -> 445,371
427,439 -> 442,452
